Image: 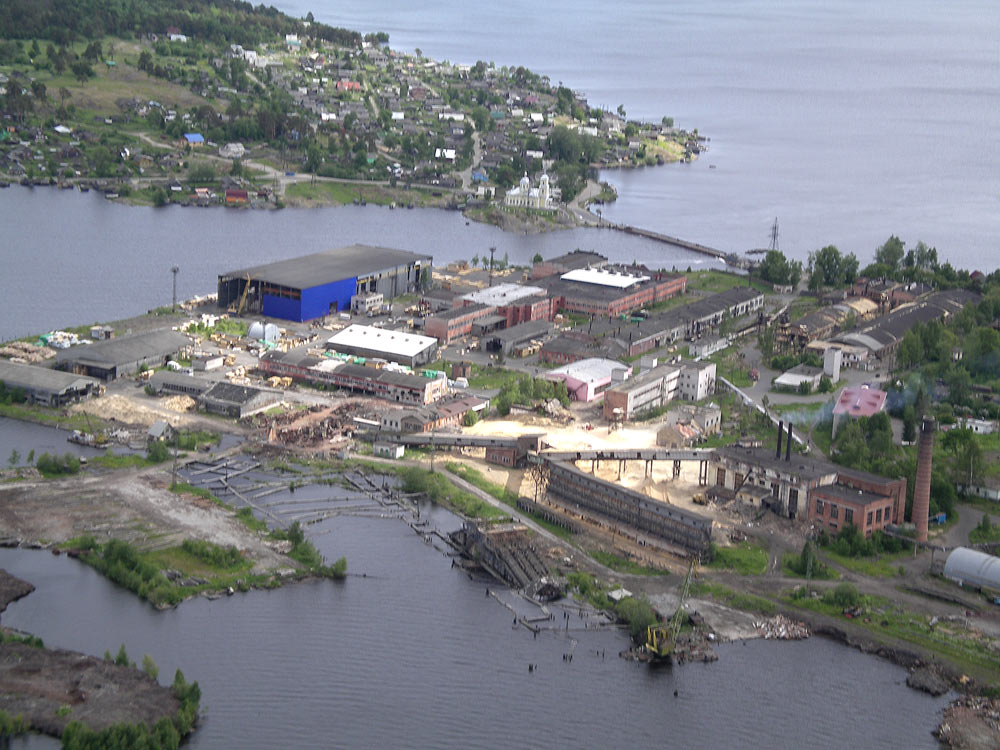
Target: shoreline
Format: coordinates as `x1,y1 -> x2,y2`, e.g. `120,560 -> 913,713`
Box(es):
0,569 -> 195,744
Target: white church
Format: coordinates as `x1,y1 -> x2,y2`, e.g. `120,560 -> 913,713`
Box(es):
504,172 -> 560,212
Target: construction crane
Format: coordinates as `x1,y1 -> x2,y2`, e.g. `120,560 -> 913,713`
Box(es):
644,558 -> 695,663
231,273 -> 252,315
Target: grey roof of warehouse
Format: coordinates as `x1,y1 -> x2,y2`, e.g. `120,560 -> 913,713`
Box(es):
0,359 -> 100,393
834,289 -> 980,354
201,381 -> 270,405
428,302 -> 493,321
486,319 -> 553,343
54,330 -> 190,368
219,245 -> 432,290
714,445 -> 840,481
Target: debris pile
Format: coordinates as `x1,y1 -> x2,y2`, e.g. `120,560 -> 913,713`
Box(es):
754,614 -> 810,640
162,395 -> 197,412
0,340 -> 56,363
262,402 -> 374,449
935,696 -> 1000,748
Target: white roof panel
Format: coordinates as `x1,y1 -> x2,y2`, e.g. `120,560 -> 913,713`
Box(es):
461,283 -> 545,306
327,324 -> 437,358
560,268 -> 649,289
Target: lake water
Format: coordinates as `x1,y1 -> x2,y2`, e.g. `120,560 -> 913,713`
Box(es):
276,0 -> 1000,264
0,188 -> 710,341
0,517 -> 949,749
0,2 -> 985,744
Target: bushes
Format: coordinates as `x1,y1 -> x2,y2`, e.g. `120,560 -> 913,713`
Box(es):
614,596 -> 659,641
84,539 -> 181,607
819,525 -> 909,559
180,539 -> 245,570
823,582 -> 861,609
35,452 -> 80,476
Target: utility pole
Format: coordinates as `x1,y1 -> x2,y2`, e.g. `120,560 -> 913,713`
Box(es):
171,266 -> 179,312
488,246 -> 496,287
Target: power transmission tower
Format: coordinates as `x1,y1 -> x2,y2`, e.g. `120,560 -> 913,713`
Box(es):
171,266 -> 179,312
769,218 -> 779,252
488,246 -> 496,287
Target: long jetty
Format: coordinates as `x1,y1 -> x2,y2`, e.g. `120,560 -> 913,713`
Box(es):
621,225 -> 730,260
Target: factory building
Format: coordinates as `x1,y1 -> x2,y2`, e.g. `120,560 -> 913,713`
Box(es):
0,359 -> 102,406
537,268 -> 687,317
545,461 -> 713,560
530,250 -> 607,280
602,364 -> 680,420
259,347 -> 447,405
217,245 -> 431,322
712,426 -> 906,526
199,382 -> 280,419
423,303 -> 496,344
481,319 -> 553,357
54,330 -> 191,381
325,324 -> 438,368
460,283 -> 555,327
544,358 -> 631,402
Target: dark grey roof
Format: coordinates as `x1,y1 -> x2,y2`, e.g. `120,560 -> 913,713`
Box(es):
148,370 -> 212,393
336,364 -> 431,389
54,330 -> 190,369
219,245 -> 432,291
813,482 -> 891,507
713,446 -> 840,481
541,335 -> 591,354
201,381 -> 267,405
0,359 -> 99,394
543,250 -> 607,269
487,319 -> 552,343
428,303 -> 492,321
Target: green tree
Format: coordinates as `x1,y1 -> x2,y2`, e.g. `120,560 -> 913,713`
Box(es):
115,643 -> 130,667
532,253 -> 543,264
875,235 -> 905,276
71,61 -> 94,82
151,187 -> 168,206
141,654 -> 159,680
147,441 -> 170,463
8,449 -> 19,467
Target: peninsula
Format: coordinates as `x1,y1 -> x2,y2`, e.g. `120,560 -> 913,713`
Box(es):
0,0 -> 702,231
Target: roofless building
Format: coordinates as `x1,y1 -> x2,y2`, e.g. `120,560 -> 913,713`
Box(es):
217,245 -> 431,322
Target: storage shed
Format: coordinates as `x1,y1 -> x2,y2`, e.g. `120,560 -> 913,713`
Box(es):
943,547 -> 1000,592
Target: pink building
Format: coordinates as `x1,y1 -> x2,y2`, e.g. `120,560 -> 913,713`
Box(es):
832,385 -> 887,437
544,358 -> 632,402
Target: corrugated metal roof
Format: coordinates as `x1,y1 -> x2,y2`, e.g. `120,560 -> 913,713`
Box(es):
0,359 -> 99,394
54,330 -> 190,369
561,268 -> 649,289
943,547 -> 1000,591
219,245 -> 431,291
327,324 -> 436,358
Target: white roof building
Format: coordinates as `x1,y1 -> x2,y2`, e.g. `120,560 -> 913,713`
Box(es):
560,268 -> 650,289
326,324 -> 438,367
461,283 -> 545,306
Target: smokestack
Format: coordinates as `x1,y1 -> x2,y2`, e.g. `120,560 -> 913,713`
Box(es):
914,417 -> 935,543
776,421 -> 784,459
786,422 -> 793,461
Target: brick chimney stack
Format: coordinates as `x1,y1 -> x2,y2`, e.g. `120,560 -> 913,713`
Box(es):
913,417 -> 935,543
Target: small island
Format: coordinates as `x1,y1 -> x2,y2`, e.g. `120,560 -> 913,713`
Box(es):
0,0 -> 703,230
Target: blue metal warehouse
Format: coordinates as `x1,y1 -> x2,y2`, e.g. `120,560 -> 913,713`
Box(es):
217,245 -> 431,322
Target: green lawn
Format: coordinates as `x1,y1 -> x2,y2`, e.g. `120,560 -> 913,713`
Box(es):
686,270 -> 771,295
466,366 -> 525,389
708,542 -> 768,575
591,551 -> 669,576
820,549 -> 907,578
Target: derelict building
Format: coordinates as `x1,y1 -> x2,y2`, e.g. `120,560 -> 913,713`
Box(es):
217,245 -> 431,322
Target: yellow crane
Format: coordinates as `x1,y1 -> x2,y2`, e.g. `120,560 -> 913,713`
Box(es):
235,273 -> 252,315
645,558 -> 695,662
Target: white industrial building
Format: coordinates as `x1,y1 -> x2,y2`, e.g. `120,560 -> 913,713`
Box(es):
325,324 -> 438,367
943,547 -> 1000,593
678,360 -> 717,401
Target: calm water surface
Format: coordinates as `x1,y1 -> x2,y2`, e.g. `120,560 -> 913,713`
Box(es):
0,518 -> 949,749
278,0 -> 1000,262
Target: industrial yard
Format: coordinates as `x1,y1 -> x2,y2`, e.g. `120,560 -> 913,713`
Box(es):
2,242 -> 999,727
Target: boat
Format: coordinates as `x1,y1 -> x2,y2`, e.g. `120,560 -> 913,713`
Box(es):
0,181 -> 8,188
78,185 -> 89,193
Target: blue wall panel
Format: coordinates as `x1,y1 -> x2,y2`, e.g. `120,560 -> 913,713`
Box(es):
300,277 -> 357,320
262,294 -> 303,321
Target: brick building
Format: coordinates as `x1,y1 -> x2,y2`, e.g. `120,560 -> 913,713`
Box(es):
423,303 -> 496,344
